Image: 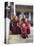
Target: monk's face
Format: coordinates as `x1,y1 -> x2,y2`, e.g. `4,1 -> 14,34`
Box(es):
25,18 -> 27,22
23,16 -> 26,18
22,23 -> 25,27
15,16 -> 19,21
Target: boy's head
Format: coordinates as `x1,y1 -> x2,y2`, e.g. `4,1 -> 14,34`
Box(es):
21,20 -> 23,24
15,16 -> 19,21
22,23 -> 25,27
23,15 -> 26,19
25,18 -> 28,22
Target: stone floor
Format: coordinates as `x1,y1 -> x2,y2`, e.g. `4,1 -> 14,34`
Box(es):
8,27 -> 33,44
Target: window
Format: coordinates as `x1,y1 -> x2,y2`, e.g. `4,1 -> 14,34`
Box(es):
24,12 -> 29,19
16,12 -> 21,17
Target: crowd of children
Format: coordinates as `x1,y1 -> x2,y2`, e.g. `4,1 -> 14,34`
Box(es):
10,15 -> 30,39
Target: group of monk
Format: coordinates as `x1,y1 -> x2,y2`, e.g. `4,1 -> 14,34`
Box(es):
10,15 -> 30,39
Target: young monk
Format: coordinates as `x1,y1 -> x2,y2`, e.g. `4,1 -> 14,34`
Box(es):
17,20 -> 22,34
25,18 -> 30,34
21,15 -> 26,23
21,23 -> 28,39
10,16 -> 17,34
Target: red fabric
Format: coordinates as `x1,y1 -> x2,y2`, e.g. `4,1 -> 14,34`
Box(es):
25,21 -> 30,29
12,26 -> 17,33
21,26 -> 27,33
17,21 -> 22,28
